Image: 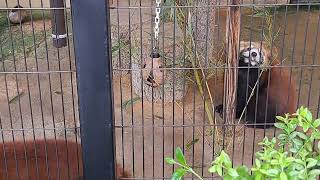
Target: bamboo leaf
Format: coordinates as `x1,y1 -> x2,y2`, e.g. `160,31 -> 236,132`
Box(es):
121,97 -> 141,110
9,91 -> 25,104
186,138 -> 199,150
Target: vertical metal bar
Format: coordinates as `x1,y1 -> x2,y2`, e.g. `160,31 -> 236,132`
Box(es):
171,2 -> 177,176
192,3 -> 197,178
297,4 -> 311,107
3,1 -> 26,179
162,6 -> 166,178
213,0 -> 221,172
181,5 -> 188,164
307,10 -> 320,107
288,3 -> 300,111
0,6 -> 17,180
240,0 -> 252,166
127,0 -> 135,177
62,0 -> 81,175
12,1 -> 32,179
140,7 -> 145,180
72,0 -> 116,179
52,0 -> 71,177
37,0 -> 60,178
264,4 -> 278,135
274,4 -> 289,139
202,0 -> 210,176
115,0 -> 125,175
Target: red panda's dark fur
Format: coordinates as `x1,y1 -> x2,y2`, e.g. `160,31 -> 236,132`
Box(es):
214,42 -> 298,128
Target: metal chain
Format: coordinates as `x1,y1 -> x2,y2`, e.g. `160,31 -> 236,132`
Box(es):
154,0 -> 161,47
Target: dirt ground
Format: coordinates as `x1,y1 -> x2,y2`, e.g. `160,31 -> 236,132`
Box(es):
0,1 -> 319,179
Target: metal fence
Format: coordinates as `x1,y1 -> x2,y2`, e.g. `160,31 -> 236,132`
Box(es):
0,0 -> 319,179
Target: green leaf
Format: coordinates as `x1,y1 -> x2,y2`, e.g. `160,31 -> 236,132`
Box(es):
280,172 -> 288,180
314,132 -> 320,139
236,166 -> 249,177
278,133 -> 287,139
165,157 -> 175,165
306,158 -> 317,168
270,160 -> 279,165
302,123 -> 309,132
220,151 -> 232,168
309,169 -> 320,176
224,174 -> 233,180
288,170 -> 299,177
175,147 -> 186,165
298,170 -> 307,179
171,168 -> 186,180
296,132 -> 308,140
216,165 -> 223,176
275,123 -> 287,130
254,173 -> 262,180
313,119 -> 320,128
227,168 -> 239,177
285,157 -> 295,164
276,116 -> 287,122
260,169 -> 268,175
208,165 -> 217,173
305,110 -> 313,122
306,142 -> 313,152
267,169 -> 279,177
290,147 -> 298,153
255,159 -> 261,168
292,138 -> 303,146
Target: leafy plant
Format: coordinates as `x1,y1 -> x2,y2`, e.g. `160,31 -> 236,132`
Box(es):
166,107 -> 320,180
165,147 -> 203,180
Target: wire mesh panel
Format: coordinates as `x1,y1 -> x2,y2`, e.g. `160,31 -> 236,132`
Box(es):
110,0 -> 320,179
0,0 -> 320,179
0,0 -> 82,179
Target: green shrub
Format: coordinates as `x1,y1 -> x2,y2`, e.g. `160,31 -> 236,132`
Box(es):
166,106 -> 320,180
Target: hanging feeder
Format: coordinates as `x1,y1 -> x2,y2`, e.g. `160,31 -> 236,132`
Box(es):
141,0 -> 165,88
142,49 -> 166,88
9,5 -> 29,24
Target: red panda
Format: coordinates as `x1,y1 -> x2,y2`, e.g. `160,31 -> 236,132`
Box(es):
0,139 -> 130,180
215,41 -> 298,128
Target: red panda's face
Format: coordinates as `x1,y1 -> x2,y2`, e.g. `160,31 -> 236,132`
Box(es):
240,46 -> 265,66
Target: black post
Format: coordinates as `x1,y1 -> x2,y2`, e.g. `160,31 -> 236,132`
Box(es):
50,0 -> 67,48
72,0 -> 115,179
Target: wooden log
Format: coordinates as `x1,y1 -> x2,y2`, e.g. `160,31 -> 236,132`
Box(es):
224,0 -> 240,124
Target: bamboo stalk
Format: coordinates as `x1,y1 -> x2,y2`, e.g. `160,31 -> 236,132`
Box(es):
174,4 -> 215,126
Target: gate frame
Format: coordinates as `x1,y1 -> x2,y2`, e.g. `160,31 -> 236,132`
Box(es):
72,0 -> 116,179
